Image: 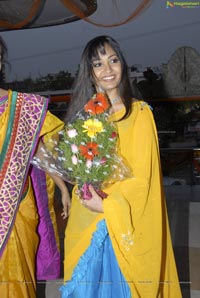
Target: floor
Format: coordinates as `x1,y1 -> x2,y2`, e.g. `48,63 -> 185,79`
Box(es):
37,184 -> 200,298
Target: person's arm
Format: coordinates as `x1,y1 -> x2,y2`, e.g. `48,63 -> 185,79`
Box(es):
35,140 -> 71,219
48,171 -> 71,219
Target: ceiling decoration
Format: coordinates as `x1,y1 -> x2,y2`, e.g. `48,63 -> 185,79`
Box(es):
0,0 -> 153,31
63,0 -> 153,28
0,0 -> 96,31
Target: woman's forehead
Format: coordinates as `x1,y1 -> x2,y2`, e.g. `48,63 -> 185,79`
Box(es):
92,43 -> 116,59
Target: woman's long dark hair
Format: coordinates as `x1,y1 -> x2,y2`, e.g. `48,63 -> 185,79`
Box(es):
0,35 -> 8,62
0,36 -> 8,85
65,35 -> 139,122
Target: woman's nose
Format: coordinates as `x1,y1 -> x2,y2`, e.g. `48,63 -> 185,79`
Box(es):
104,62 -> 112,73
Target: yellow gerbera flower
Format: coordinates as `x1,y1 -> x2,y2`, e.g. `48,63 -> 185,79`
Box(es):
82,118 -> 103,138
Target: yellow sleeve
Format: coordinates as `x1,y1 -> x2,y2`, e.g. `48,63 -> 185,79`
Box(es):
102,102 -> 175,296
104,103 -> 159,210
40,111 -> 64,141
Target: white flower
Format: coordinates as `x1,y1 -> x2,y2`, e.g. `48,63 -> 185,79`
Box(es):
94,160 -> 100,167
71,155 -> 78,165
71,144 -> 78,153
86,160 -> 93,169
67,129 -> 78,138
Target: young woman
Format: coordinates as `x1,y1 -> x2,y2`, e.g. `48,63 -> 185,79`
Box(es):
60,36 -> 182,297
0,36 -> 70,298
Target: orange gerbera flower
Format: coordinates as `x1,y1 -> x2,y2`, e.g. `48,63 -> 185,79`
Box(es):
79,142 -> 99,160
84,93 -> 110,115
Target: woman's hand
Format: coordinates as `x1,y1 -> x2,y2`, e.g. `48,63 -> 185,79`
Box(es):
47,171 -> 71,219
61,188 -> 71,219
81,185 -> 104,213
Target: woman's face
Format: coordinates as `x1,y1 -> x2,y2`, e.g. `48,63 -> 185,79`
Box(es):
91,43 -> 122,96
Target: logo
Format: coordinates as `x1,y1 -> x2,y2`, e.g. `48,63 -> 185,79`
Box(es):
166,1 -> 200,8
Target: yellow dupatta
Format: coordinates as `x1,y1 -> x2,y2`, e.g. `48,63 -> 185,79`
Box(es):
63,101 -> 181,297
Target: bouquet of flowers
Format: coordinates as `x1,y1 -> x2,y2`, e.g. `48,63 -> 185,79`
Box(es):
32,93 -> 132,199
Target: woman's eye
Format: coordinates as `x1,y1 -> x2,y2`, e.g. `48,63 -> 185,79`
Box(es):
93,61 -> 102,68
111,57 -> 119,64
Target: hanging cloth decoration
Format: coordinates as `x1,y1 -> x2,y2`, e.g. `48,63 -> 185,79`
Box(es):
62,0 -> 153,28
0,0 -> 153,31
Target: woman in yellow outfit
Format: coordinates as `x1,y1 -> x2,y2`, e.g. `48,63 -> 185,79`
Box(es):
60,36 -> 182,297
0,36 -> 70,297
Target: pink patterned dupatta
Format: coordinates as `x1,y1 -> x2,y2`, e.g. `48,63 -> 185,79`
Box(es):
0,91 -> 60,279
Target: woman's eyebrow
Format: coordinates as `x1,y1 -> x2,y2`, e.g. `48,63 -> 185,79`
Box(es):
92,54 -> 117,61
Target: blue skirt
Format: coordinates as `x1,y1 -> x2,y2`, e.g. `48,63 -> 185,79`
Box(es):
60,220 -> 131,298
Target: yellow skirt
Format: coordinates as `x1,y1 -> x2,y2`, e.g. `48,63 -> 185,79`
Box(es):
0,181 -> 39,298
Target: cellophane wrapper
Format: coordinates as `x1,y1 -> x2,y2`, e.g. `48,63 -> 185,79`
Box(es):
31,93 -> 133,199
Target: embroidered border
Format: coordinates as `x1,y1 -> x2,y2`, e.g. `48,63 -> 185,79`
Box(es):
0,91 -> 48,256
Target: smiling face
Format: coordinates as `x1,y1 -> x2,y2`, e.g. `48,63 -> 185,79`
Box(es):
91,43 -> 122,98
